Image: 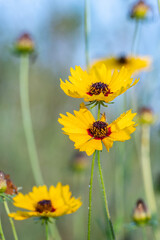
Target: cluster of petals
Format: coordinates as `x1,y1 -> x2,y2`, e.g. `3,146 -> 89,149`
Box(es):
9,183 -> 82,220
58,107 -> 136,156
92,55 -> 151,74
60,64 -> 139,103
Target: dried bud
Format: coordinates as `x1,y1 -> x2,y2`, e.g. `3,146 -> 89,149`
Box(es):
130,1 -> 151,20
4,174 -> 18,195
0,171 -> 7,193
138,107 -> 155,125
14,33 -> 34,55
133,199 -> 151,225
70,151 -> 89,172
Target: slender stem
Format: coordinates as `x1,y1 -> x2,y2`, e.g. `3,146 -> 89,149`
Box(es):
97,151 -> 116,240
3,199 -> 18,240
87,151 -> 96,240
45,221 -> 49,240
97,102 -> 101,120
141,125 -> 157,214
84,0 -> 90,70
20,55 -> 61,240
131,20 -> 140,55
158,0 -> 160,13
20,54 -> 44,185
0,218 -> 6,240
142,227 -> 148,240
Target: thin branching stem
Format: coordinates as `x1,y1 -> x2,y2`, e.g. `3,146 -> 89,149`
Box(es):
3,199 -> 18,240
0,218 -> 6,240
84,0 -> 90,70
97,151 -> 116,240
87,151 -> 96,240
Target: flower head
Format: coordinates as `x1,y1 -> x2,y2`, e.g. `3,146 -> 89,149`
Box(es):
70,151 -> 89,172
14,33 -> 34,55
138,107 -> 155,125
130,1 -> 151,20
92,55 -> 151,74
0,171 -> 7,193
0,171 -> 18,195
58,107 -> 136,156
9,183 -> 82,220
60,65 -> 139,103
133,199 -> 151,225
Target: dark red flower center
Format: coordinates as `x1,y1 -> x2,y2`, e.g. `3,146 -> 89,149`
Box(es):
36,200 -> 55,213
87,121 -> 111,140
117,56 -> 128,65
87,82 -> 112,96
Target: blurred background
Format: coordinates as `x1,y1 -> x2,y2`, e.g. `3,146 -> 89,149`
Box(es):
0,0 -> 160,239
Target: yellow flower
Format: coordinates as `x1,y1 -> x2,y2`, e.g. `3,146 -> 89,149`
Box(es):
58,107 -> 137,156
9,183 -> 82,220
60,65 -> 139,103
92,55 -> 151,74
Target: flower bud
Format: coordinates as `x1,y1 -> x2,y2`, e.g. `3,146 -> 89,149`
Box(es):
133,199 -> 151,225
138,107 -> 155,125
70,151 -> 89,172
0,171 -> 7,193
130,1 -> 150,20
14,33 -> 34,55
4,174 -> 18,195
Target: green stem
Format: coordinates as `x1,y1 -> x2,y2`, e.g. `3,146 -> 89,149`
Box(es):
3,199 -> 18,240
20,54 -> 44,185
131,20 -> 140,55
97,151 -> 116,240
84,0 -> 90,70
97,102 -> 101,120
142,227 -> 148,240
45,221 -> 49,240
158,0 -> 160,13
87,151 -> 96,240
20,55 -> 61,240
0,218 -> 5,240
141,125 -> 157,214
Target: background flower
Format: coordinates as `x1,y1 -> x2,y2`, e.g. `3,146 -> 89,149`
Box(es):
9,183 -> 82,220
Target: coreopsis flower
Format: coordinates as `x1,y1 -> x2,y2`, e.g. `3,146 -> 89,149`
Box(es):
58,107 -> 136,156
92,55 -> 151,74
9,183 -> 82,220
138,107 -> 155,125
14,33 -> 34,55
133,199 -> 151,225
130,1 -> 151,20
60,65 -> 139,104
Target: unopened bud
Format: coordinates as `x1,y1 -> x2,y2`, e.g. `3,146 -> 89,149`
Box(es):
138,107 -> 155,125
14,33 -> 34,55
70,151 -> 89,172
130,1 -> 151,20
133,199 -> 151,225
0,171 -> 7,193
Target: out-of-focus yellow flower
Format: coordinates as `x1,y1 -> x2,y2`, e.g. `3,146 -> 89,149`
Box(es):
92,55 -> 151,74
60,65 -> 139,104
138,107 -> 155,125
14,33 -> 34,55
133,199 -> 151,225
58,107 -> 136,156
9,183 -> 82,220
130,0 -> 151,20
